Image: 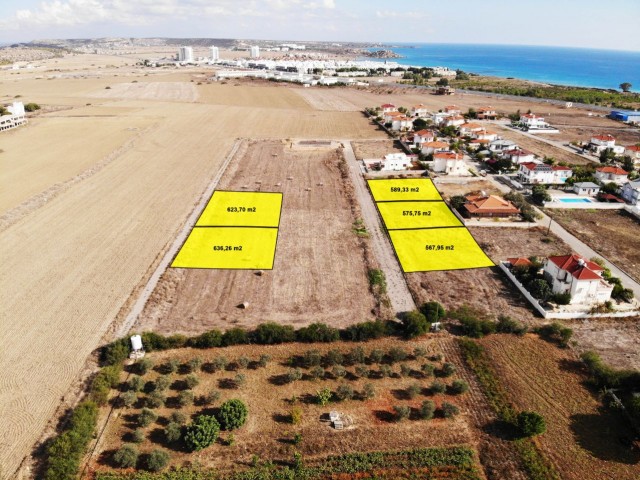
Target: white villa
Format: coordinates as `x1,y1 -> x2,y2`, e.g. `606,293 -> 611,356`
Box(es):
489,139 -> 518,152
0,102 -> 26,132
517,162 -> 572,185
410,104 -> 430,117
413,129 -> 437,145
589,134 -> 625,155
621,179 -> 640,205
502,148 -> 536,165
625,145 -> 640,163
543,254 -> 613,306
432,152 -> 468,175
363,152 -> 415,171
421,141 -> 450,155
595,166 -> 629,185
573,182 -> 600,196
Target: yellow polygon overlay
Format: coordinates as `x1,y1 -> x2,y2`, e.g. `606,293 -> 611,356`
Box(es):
367,179 -> 442,202
172,227 -> 279,269
377,201 -> 463,230
196,191 -> 283,227
389,228 -> 494,273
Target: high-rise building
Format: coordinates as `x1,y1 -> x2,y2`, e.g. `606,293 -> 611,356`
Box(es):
210,46 -> 219,61
178,46 -> 194,62
250,46 -> 260,59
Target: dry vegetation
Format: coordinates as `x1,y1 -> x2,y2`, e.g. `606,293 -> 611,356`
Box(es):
136,140 -> 378,335
89,338 -> 477,476
351,139 -> 405,159
481,334 -> 640,480
434,180 -> 506,199
546,209 -> 640,283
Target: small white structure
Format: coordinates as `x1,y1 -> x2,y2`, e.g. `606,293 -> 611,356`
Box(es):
129,335 -> 145,359
178,46 -> 194,63
380,103 -> 396,114
210,46 -> 219,61
250,45 -> 260,59
543,254 -> 613,305
573,182 -> 600,196
433,152 -> 468,175
621,179 -> 640,205
363,152 -> 415,171
0,101 -> 26,132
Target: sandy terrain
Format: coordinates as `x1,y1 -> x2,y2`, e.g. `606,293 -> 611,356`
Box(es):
434,179 -> 505,199
352,139 -> 404,159
89,82 -> 199,102
197,81 -> 313,110
135,140 -> 377,334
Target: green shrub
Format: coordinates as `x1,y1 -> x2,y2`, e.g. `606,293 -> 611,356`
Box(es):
302,349 -> 322,368
145,449 -> 170,472
120,390 -> 137,408
286,368 -> 303,383
128,375 -> 144,392
209,356 -> 228,372
387,347 -> 408,363
367,268 -> 387,293
551,292 -> 572,305
290,406 -> 303,425
496,315 -> 528,335
218,399 -> 249,430
88,365 -> 121,406
188,329 -> 222,348
316,387 -> 332,406
135,358 -> 154,375
379,364 -> 393,378
222,327 -> 249,346
164,422 -> 182,443
347,346 -> 366,365
441,362 -> 456,377
450,379 -> 469,395
170,411 -> 187,425
185,374 -> 199,389
413,346 -> 428,358
401,310 -> 430,338
252,322 -> 295,344
146,391 -> 166,408
154,375 -> 171,392
368,349 -> 384,364
178,390 -> 194,407
421,363 -> 435,377
202,389 -> 221,406
325,349 -> 344,366
355,364 -> 369,378
101,338 -> 129,366
420,301 -> 445,323
441,402 -> 460,418
420,400 -> 435,420
536,322 -> 573,347
393,405 -> 411,421
517,411 -> 546,437
296,322 -> 340,343
459,317 -> 496,338
140,332 -> 187,351
430,380 -> 446,394
184,415 -> 220,451
399,363 -> 411,377
164,359 -> 180,374
257,354 -> 271,367
362,383 -> 376,400
113,443 -> 138,468
187,357 -> 203,373
233,373 -> 246,388
236,356 -> 250,369
138,408 -> 157,427
310,366 -> 325,380
407,383 -> 421,399
343,319 -> 390,341
132,428 -> 145,444
335,384 -> 355,401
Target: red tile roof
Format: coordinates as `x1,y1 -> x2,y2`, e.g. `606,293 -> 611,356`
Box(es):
381,103 -> 396,108
520,162 -> 541,171
507,257 -> 533,268
552,165 -> 572,171
548,254 -> 603,281
592,134 -> 615,142
434,152 -> 463,160
597,166 -> 628,175
626,145 -> 640,152
464,195 -> 520,215
415,129 -> 436,137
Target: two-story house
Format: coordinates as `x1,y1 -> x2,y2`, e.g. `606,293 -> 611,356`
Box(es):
543,254 -> 613,305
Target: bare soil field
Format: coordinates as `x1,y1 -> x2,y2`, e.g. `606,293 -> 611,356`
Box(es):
537,111 -> 640,145
89,338 -> 482,476
89,82 -> 199,102
405,227 -> 570,324
0,115 -> 155,214
546,209 -> 640,283
351,139 -> 404,159
481,334 -> 640,480
434,180 -> 505,199
197,81 -> 312,110
135,140 -> 378,335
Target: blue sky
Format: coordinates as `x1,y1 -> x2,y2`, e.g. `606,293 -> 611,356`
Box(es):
1,0 -> 639,51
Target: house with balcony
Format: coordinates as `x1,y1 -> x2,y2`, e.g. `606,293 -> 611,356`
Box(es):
421,141 -> 450,155
517,162 -> 572,185
410,104 -> 430,117
589,134 -> 625,155
432,152 -> 468,175
477,106 -> 497,120
543,254 -> 613,305
502,148 -> 536,165
413,129 -> 437,145
595,166 -> 629,185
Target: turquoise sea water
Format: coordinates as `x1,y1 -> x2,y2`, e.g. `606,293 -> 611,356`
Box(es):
372,44 -> 640,91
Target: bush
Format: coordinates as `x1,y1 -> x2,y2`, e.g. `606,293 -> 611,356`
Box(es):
325,349 -> 344,366
146,391 -> 166,408
496,315 -> 528,335
170,411 -> 187,425
90,365 -> 122,405
164,422 -> 182,443
551,292 -> 572,305
209,356 -> 228,372
343,319 -> 389,341
368,268 -> 387,294
132,428 -> 145,444
140,332 -> 187,351
335,384 -> 355,401
120,390 -> 137,408
387,347 -> 408,363
145,449 -> 170,472
136,358 -> 154,375
222,327 -> 249,346
302,349 -> 322,368
441,402 -> 460,418
114,444 -> 138,468
310,366 -> 325,381
296,322 -> 340,343
379,364 -> 393,378
420,301 -> 445,323
413,346 -> 428,358
44,401 -> 98,480
24,102 -> 41,112
399,363 -> 411,377
252,322 -> 295,344
185,374 -> 199,389
407,383 -> 422,399
450,379 -> 469,395
459,317 -> 496,338
154,375 -> 171,392
236,356 -> 250,369
536,322 -> 573,347
401,310 -> 430,338
291,406 -> 303,425
419,400 -> 436,420
516,411 -> 546,437
202,389 -> 221,406
233,373 -> 246,388
218,399 -> 249,430
347,346 -> 366,365
316,387 -> 332,406
257,354 -> 271,367
189,329 -> 222,348
441,362 -> 456,377
286,368 -> 303,383
355,364 -> 369,378
164,359 -> 180,374
369,349 -> 384,364
178,390 -> 194,407
184,415 -> 220,451
138,408 -> 157,427
421,363 -> 435,377
332,366 -> 347,379
362,383 -> 376,400
394,405 -> 411,421
102,339 -> 129,366
430,380 -> 446,394
187,357 -> 203,373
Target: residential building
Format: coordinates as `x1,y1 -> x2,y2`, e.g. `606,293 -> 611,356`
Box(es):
477,106 -> 497,120
463,194 -> 520,218
442,115 -> 465,127
502,148 -> 536,165
0,101 -> 26,132
589,134 -> 625,154
573,182 -> 600,196
506,257 -> 534,269
210,46 -> 219,61
250,46 -> 260,58
625,145 -> 640,163
444,105 -> 461,114
519,113 -> 548,129
410,104 -> 430,117
543,254 -> 613,305
621,179 -> 640,205
473,129 -> 498,142
421,141 -> 450,155
595,166 -> 629,185
391,115 -> 413,131
517,162 -> 572,185
458,122 -> 483,136
382,111 -> 403,124
413,129 -> 436,145
381,103 -> 396,114
489,139 -> 518,152
178,46 -> 194,62
432,152 -> 468,175
363,152 -> 415,171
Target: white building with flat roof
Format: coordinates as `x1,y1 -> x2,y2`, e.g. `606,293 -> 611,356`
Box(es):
0,101 -> 26,132
250,46 -> 260,59
178,46 -> 194,63
210,46 -> 219,61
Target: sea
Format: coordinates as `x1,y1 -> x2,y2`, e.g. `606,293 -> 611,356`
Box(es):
368,43 -> 640,92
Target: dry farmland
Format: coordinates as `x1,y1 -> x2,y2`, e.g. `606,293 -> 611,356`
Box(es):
135,140 -> 378,335
480,334 -> 640,480
89,338 -> 482,477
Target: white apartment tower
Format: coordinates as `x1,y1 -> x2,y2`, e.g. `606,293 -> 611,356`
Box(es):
250,45 -> 260,59
178,46 -> 194,62
210,46 -> 219,61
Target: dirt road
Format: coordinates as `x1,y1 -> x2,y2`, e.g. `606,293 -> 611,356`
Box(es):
342,141 -> 416,314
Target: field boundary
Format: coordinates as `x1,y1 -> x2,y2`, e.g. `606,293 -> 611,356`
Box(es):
115,139 -> 244,338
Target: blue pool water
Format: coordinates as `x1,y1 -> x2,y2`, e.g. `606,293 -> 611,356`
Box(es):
558,198 -> 592,203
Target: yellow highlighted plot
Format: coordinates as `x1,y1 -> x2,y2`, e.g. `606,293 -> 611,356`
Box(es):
172,227 -> 279,269
196,191 -> 283,227
389,227 -> 494,273
367,179 -> 442,202
377,201 -> 462,230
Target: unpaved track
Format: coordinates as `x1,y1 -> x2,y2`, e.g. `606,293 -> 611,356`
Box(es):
342,140 -> 416,314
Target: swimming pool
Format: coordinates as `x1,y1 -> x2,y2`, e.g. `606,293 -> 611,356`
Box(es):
556,197 -> 593,203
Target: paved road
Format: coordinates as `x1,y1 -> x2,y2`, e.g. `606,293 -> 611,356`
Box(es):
341,141 -> 417,315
